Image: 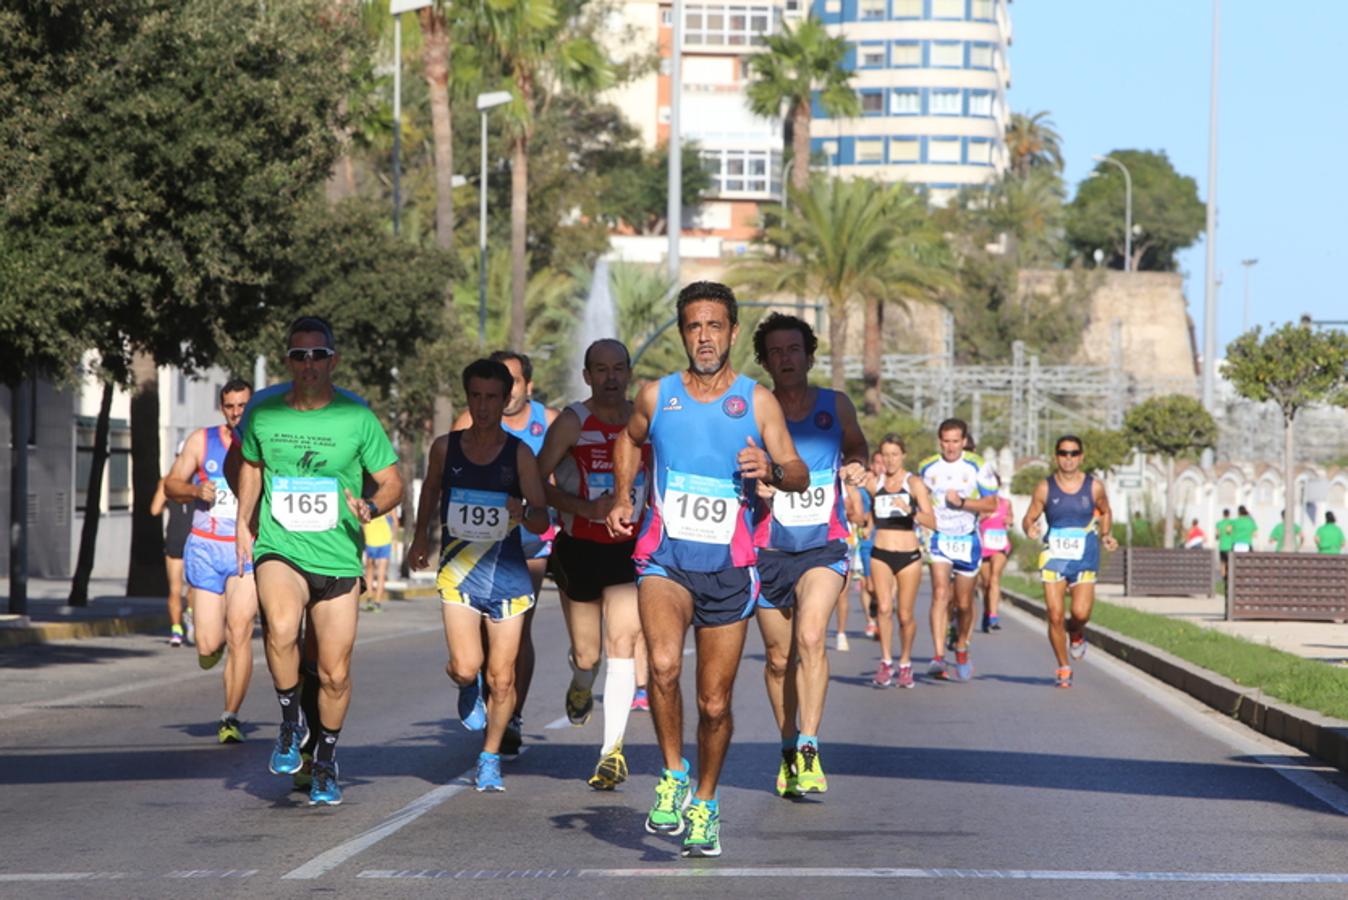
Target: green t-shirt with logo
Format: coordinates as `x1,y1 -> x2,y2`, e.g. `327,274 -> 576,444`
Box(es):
1215,517 -> 1235,552
1316,523 -> 1345,555
241,392 -> 398,577
1269,522 -> 1302,551
1230,515 -> 1257,548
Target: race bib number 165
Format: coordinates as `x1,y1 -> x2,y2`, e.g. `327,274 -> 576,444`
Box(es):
271,476 -> 339,533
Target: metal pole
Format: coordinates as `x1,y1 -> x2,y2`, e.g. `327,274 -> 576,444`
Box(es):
1201,0 -> 1221,413
1094,156 -> 1132,271
478,110 -> 489,346
393,15 -> 402,235
667,0 -> 684,285
8,378 -> 30,615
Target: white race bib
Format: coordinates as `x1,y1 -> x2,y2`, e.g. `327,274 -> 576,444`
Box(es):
446,488 -> 510,542
271,476 -> 339,532
935,533 -> 975,564
1047,527 -> 1089,561
663,470 -> 738,544
982,528 -> 1009,552
773,470 -> 836,528
873,492 -> 910,521
210,477 -> 238,522
587,471 -> 647,522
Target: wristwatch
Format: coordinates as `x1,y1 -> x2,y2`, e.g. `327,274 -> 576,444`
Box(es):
365,500 -> 378,519
769,463 -> 785,486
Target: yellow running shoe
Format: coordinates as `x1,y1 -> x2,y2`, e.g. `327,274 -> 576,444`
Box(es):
775,748 -> 799,797
794,743 -> 828,793
587,745 -> 628,790
217,717 -> 244,744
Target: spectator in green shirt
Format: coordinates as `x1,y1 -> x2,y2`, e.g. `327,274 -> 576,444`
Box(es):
1268,510 -> 1303,551
1216,508 -> 1235,577
1316,512 -> 1345,555
1230,505 -> 1257,552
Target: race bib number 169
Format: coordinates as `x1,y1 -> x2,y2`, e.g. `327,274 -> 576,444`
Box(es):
663,470 -> 738,544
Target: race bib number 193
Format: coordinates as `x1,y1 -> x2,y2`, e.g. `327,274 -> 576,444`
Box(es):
663,470 -> 738,544
271,476 -> 339,532
447,488 -> 510,542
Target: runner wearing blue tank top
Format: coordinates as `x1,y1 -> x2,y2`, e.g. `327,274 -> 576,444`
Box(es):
163,379 -> 257,744
1022,434 -> 1118,688
451,350 -> 558,758
606,282 -> 807,859
749,314 -> 869,798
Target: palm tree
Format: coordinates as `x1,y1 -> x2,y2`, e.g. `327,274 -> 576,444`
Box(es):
746,16 -> 858,195
732,175 -> 908,393
1005,111 -> 1064,179
418,1 -> 455,248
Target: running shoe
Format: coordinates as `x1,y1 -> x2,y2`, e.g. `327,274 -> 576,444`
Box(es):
645,764 -> 691,835
630,688 -> 650,712
864,622 -> 878,640
308,760 -> 342,806
198,647 -> 223,670
587,745 -> 628,790
928,657 -> 949,681
292,753 -> 313,791
217,716 -> 244,744
565,680 -> 594,726
988,616 -> 1001,632
475,752 -> 505,792
835,632 -> 850,652
775,747 -> 798,797
361,601 -> 383,613
871,659 -> 895,688
183,608 -> 195,646
1055,666 -> 1073,689
169,625 -> 184,647
681,800 -> 722,858
1069,633 -> 1088,660
897,663 -> 915,689
458,674 -> 487,731
500,715 -> 523,757
955,649 -> 974,682
794,744 -> 827,794
269,720 -> 308,775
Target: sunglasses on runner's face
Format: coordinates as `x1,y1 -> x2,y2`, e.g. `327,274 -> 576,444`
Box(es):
287,347 -> 334,362
1057,449 -> 1082,458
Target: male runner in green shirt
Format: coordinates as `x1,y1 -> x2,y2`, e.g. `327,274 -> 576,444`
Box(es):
1316,512 -> 1345,554
1230,506 -> 1257,553
1268,510 -> 1303,551
1216,508 -> 1234,577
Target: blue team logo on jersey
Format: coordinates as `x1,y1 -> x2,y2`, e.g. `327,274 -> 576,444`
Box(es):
814,411 -> 833,430
722,395 -> 747,418
205,460 -> 219,473
530,421 -> 544,437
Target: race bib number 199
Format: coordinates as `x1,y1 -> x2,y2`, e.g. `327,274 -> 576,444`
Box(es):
663,470 -> 738,544
271,476 -> 339,532
447,488 -> 510,542
773,470 -> 835,528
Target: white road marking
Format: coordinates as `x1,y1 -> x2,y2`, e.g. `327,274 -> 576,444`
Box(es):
0,873 -> 130,882
545,715 -> 573,730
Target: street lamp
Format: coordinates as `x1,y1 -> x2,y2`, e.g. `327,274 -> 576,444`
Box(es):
1240,258 -> 1258,332
1092,154 -> 1133,272
389,1 -> 434,235
476,90 -> 513,346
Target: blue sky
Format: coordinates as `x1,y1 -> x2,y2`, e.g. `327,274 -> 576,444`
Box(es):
1010,1 -> 1345,348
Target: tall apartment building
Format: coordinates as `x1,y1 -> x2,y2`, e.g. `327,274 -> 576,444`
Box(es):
812,0 -> 1012,206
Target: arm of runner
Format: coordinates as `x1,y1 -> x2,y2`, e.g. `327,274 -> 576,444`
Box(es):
345,462 -> 402,526
150,479 -> 168,517
953,458 -> 1000,515
409,434 -> 447,570
835,393 -> 870,486
909,476 -> 938,532
164,430 -> 212,505
1021,479 -> 1049,540
515,441 -> 550,535
538,407 -> 596,518
744,385 -> 807,492
607,381 -> 656,539
235,459 -> 261,575
1093,479 -> 1118,551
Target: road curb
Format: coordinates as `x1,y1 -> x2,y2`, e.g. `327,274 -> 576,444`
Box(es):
0,613 -> 171,649
1003,588 -> 1348,774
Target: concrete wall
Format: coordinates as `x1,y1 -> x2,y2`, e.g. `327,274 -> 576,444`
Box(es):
1,380 -> 77,579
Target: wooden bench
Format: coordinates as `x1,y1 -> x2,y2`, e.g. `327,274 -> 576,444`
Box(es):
1226,552 -> 1348,622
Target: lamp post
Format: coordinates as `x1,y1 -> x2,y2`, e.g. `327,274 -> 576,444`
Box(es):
1092,154 -> 1133,272
389,1 -> 434,235
476,90 -> 513,346
1240,257 -> 1258,332
1201,0 -> 1222,415
667,0 -> 684,285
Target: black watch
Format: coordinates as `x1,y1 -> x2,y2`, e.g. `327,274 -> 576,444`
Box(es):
365,500 -> 379,519
769,463 -> 785,486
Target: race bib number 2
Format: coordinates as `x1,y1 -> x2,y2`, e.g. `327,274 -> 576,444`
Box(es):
447,488 -> 510,542
774,470 -> 835,528
211,477 -> 238,521
271,476 -> 339,532
663,470 -> 738,544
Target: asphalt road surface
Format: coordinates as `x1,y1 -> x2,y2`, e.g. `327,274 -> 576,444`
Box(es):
4,581 -> 1348,899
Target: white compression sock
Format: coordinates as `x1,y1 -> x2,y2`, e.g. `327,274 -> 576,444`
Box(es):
600,658 -> 636,755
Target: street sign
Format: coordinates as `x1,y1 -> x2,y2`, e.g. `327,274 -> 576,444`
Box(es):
390,0 -> 433,14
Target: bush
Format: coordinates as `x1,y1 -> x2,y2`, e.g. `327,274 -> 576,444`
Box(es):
1010,464 -> 1049,496
857,410 -> 937,464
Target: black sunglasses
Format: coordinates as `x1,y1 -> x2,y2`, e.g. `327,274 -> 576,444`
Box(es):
287,347 -> 334,362
1056,449 -> 1082,458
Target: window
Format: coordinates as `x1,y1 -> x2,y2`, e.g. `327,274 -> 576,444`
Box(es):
968,43 -> 993,68
930,89 -> 962,115
701,148 -> 781,196
859,0 -> 886,20
968,91 -> 992,116
684,5 -> 780,47
971,0 -> 994,19
967,140 -> 992,164
929,138 -> 961,162
662,8 -> 673,25
932,0 -> 964,17
785,0 -> 802,12
892,0 -> 922,16
891,89 -> 920,115
856,140 -> 884,164
890,138 -> 920,162
860,45 -> 886,67
76,416 -> 131,512
892,41 -> 921,66
825,0 -> 841,12
861,91 -> 884,114
930,41 -> 962,67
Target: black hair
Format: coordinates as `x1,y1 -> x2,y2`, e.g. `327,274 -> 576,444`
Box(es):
1238,505 -> 1250,516
489,350 -> 532,383
1328,511 -> 1337,524
1055,434 -> 1084,453
676,281 -> 738,329
219,378 -> 252,403
583,339 -> 631,371
462,358 -> 513,396
288,315 -> 335,349
938,418 -> 968,439
752,312 -> 817,366
878,432 -> 906,453
1222,508 -> 1231,517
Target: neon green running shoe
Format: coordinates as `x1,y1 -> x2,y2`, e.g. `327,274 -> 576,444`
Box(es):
644,764 -> 691,835
217,717 -> 244,744
680,800 -> 722,858
197,647 -> 224,671
587,745 -> 628,791
794,743 -> 827,793
291,753 -> 313,792
775,747 -> 799,797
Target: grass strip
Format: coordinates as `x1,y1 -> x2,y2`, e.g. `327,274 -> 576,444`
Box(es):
1001,573 -> 1348,721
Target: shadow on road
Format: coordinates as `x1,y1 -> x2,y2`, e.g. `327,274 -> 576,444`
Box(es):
0,643 -> 158,669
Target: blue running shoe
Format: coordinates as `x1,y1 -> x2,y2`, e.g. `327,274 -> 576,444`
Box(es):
269,720 -> 308,775
955,649 -> 974,682
475,752 -> 504,792
308,760 -> 342,806
458,674 -> 487,731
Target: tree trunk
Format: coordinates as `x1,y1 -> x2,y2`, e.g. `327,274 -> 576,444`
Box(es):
862,295 -> 882,415
1162,455 -> 1176,549
421,7 -> 454,248
126,352 -> 167,597
791,102 -> 811,195
509,129 -> 529,351
828,295 -> 847,392
69,380 -> 114,607
1283,413 -> 1297,552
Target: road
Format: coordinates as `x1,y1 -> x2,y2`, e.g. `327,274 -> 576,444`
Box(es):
3,582 -> 1348,899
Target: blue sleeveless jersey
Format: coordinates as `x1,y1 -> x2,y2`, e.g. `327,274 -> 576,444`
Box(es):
438,432 -> 532,600
635,373 -> 761,573
1041,473 -> 1100,573
502,400 -> 548,454
755,388 -> 848,553
191,426 -> 238,540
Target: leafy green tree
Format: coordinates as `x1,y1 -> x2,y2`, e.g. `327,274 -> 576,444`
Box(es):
857,410 -> 935,464
1078,427 -> 1133,476
1123,394 -> 1217,548
1004,111 -> 1063,179
1067,149 -> 1204,272
1224,322 -> 1348,553
1011,463 -> 1050,497
746,15 -> 858,194
960,168 -> 1066,268
599,141 -> 712,235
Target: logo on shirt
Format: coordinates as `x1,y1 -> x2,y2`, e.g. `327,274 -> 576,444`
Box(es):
205,460 -> 219,473
814,411 -> 834,430
722,395 -> 747,419
451,467 -> 463,475
663,396 -> 682,411
529,422 -> 544,437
